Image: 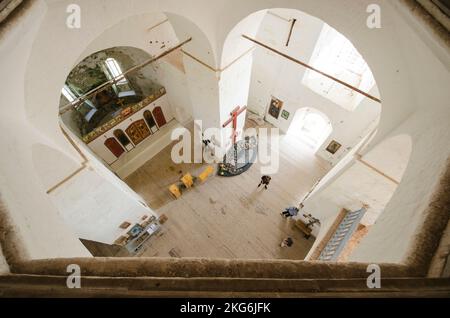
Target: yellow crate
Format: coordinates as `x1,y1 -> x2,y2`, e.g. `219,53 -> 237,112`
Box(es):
181,173 -> 194,188
198,166 -> 214,183
169,184 -> 181,199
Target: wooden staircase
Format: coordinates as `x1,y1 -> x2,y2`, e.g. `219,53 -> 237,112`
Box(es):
318,208 -> 367,261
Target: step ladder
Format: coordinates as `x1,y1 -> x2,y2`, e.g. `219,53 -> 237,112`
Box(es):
318,207 -> 367,261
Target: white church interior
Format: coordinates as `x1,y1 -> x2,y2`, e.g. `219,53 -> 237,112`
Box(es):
0,0 -> 449,297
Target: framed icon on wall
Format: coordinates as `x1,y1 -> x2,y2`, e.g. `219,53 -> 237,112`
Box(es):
268,97 -> 283,119
281,110 -> 290,120
326,140 -> 342,154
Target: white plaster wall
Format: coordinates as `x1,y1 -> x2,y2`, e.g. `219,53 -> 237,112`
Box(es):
303,157 -> 401,259
305,128 -> 376,202
351,107 -> 450,262
24,0 -> 218,163
216,1 -> 450,263
305,53 -> 450,264
213,1 -> 419,147
362,134 -> 413,183
0,247 -> 9,274
350,3 -> 450,262
31,143 -> 81,190
226,8 -> 324,120
49,167 -> 152,245
183,55 -> 221,129
30,13 -> 177,249
321,161 -> 398,226
167,11 -> 221,129
0,1 -> 91,259
221,10 -> 265,67
63,126 -> 150,208
0,0 -> 448,264
1,3 -> 213,258
21,0 -> 419,158
246,10 -> 382,166
157,61 -> 193,125
31,141 -> 158,245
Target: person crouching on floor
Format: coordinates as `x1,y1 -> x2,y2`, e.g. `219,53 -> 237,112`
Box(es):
280,237 -> 294,248
258,175 -> 272,190
281,206 -> 299,218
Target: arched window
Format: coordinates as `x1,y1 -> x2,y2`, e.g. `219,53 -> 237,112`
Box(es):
105,58 -> 127,85
114,129 -> 133,150
302,24 -> 375,111
61,84 -> 77,103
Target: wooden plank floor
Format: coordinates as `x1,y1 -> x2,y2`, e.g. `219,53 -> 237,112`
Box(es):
125,118 -> 329,260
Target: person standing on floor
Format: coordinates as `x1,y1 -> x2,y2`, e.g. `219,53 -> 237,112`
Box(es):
281,206 -> 299,219
258,175 -> 272,190
280,237 -> 294,248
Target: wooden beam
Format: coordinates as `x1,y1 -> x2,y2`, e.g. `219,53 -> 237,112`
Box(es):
242,35 -> 382,104
146,19 -> 168,32
356,154 -> 400,185
46,126 -> 89,194
181,49 -> 217,72
60,125 -> 88,163
267,11 -> 292,22
286,19 -> 297,47
46,165 -> 87,194
220,46 -> 255,72
182,46 -> 255,74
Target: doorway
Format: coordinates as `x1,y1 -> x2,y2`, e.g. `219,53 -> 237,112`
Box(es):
288,108 -> 332,151
152,106 -> 167,127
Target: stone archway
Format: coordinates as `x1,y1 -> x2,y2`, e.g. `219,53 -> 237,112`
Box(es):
287,108 -> 333,151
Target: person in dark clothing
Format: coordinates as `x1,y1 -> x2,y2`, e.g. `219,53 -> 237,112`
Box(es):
202,139 -> 211,147
280,237 -> 294,248
258,175 -> 272,189
281,206 -> 299,218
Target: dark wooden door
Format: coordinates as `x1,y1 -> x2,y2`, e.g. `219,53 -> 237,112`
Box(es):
114,129 -> 131,148
144,110 -> 158,132
152,106 -> 166,127
104,138 -> 125,158
126,119 -> 151,145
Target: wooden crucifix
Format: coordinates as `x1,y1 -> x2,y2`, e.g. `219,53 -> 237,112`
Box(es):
222,106 -> 247,166
222,106 -> 247,145
117,98 -> 126,108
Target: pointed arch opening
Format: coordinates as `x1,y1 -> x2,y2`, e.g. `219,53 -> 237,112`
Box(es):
287,107 -> 333,151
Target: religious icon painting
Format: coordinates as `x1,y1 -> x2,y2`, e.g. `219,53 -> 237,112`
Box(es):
268,97 -> 283,119
281,110 -> 290,120
326,140 -> 342,154
121,106 -> 132,117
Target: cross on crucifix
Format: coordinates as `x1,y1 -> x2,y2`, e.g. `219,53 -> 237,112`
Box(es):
222,106 -> 247,146
222,106 -> 247,166
117,98 -> 126,108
